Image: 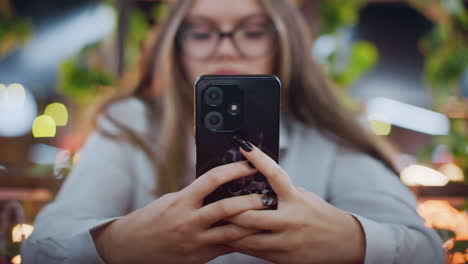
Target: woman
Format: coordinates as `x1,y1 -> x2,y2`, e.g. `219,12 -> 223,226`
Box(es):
22,0 -> 444,263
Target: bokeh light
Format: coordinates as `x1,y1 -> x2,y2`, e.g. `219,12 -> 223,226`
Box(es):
11,255 -> 21,264
368,118 -> 392,135
418,200 -> 461,230
5,83 -> 26,108
0,84 -> 38,137
11,224 -> 34,243
32,115 -> 56,138
44,102 -> 68,126
439,163 -> 464,182
400,164 -> 449,186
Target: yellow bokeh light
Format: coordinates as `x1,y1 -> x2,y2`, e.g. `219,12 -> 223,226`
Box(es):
439,163 -> 464,182
400,164 -> 449,186
369,119 -> 391,135
418,201 -> 468,240
12,224 -> 34,243
452,252 -> 468,263
11,255 -> 21,264
6,83 -> 26,108
417,200 -> 460,230
32,115 -> 56,138
455,212 -> 468,239
44,102 -> 68,126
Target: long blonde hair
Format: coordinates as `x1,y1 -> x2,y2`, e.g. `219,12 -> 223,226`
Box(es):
96,0 -> 397,196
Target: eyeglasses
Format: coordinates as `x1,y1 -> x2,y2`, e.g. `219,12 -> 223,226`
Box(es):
176,19 -> 277,60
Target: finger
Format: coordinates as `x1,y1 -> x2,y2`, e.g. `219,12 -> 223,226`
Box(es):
196,193 -> 266,226
226,210 -> 283,231
239,144 -> 295,198
185,161 -> 257,203
296,186 -> 321,201
296,186 -> 308,194
198,223 -> 259,244
227,232 -> 287,252
230,248 -> 279,264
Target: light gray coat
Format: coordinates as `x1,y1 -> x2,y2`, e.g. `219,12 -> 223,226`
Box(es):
22,98 -> 444,263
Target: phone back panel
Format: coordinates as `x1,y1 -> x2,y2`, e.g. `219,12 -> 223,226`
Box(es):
195,75 -> 280,207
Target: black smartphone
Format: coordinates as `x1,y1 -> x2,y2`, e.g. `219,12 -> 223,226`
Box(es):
195,75 -> 280,210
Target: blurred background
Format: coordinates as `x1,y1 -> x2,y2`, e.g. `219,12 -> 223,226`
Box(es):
0,0 -> 467,263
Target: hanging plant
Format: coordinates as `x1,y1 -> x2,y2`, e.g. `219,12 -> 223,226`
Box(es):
328,41 -> 379,89
314,0 -> 378,110
409,0 -> 468,108
56,1 -> 168,102
123,6 -> 151,68
57,43 -> 115,103
317,0 -> 365,35
109,1 -> 167,70
410,0 -> 468,186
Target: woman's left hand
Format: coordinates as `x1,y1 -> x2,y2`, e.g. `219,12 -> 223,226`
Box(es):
225,141 -> 366,264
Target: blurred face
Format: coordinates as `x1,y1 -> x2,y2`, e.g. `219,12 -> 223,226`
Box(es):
178,0 -> 277,84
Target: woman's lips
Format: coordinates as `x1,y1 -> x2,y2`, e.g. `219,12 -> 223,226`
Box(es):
212,69 -> 242,75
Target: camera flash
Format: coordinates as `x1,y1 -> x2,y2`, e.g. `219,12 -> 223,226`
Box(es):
228,103 -> 240,115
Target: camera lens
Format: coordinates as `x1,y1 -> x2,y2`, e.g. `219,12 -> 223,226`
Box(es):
209,115 -> 219,125
204,86 -> 223,106
204,111 -> 224,130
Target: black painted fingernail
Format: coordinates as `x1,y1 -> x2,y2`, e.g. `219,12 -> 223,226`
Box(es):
247,161 -> 256,169
261,193 -> 277,207
233,135 -> 253,152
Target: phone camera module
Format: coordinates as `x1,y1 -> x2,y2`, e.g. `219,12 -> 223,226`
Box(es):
204,86 -> 223,106
204,111 -> 224,130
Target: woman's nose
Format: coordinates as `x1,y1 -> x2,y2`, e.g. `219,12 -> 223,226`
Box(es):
214,37 -> 241,59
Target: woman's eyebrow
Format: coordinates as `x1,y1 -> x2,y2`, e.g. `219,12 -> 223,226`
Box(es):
184,13 -> 270,25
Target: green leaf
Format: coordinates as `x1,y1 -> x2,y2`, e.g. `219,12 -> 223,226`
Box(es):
57,54 -> 114,103
333,41 -> 379,88
318,0 -> 365,35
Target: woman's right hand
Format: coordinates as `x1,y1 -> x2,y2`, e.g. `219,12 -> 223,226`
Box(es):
92,161 -> 266,264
